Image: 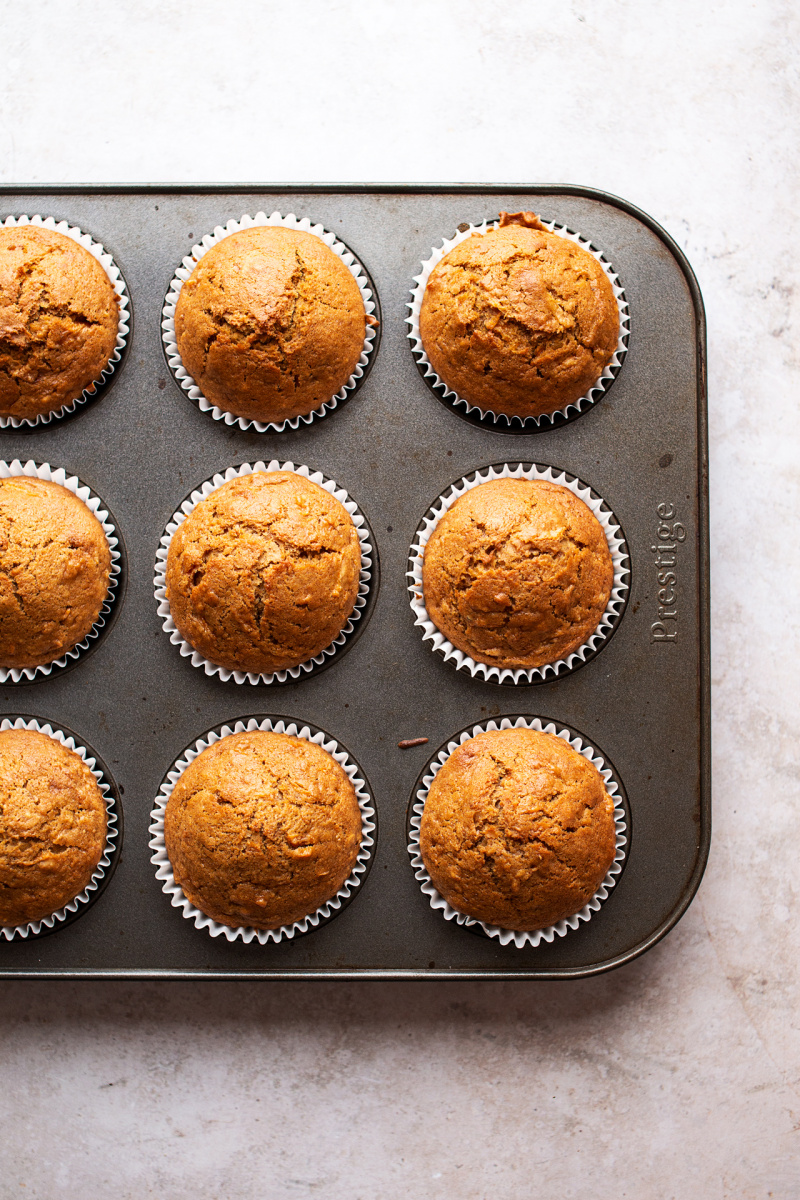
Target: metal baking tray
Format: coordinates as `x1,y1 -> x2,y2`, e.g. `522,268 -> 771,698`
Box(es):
0,184 -> 709,979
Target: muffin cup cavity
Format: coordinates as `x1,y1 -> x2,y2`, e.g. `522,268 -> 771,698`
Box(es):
161,211 -> 379,433
154,460 -> 375,686
0,716 -> 121,941
0,460 -> 123,684
0,214 -> 130,430
407,215 -> 629,431
408,462 -> 630,685
149,717 -> 376,944
408,716 -> 628,949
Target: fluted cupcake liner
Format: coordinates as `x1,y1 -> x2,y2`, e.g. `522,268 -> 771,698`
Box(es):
0,716 -> 120,941
154,460 -> 374,686
407,215 -> 629,429
407,462 -> 630,685
149,717 -> 376,944
408,716 -> 628,949
0,214 -> 130,429
0,459 -> 122,684
161,211 -> 378,433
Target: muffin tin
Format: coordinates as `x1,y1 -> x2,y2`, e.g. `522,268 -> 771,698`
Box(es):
0,185 -> 709,980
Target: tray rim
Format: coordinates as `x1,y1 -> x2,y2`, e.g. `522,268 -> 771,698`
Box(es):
0,183 -> 709,981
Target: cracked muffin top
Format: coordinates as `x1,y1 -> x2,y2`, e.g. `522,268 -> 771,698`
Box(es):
0,225 -> 119,421
174,226 -> 368,424
418,212 -> 619,420
421,477 -> 613,670
166,471 -> 362,675
420,727 -> 617,931
0,728 -> 107,927
164,730 -> 362,930
0,476 -> 112,670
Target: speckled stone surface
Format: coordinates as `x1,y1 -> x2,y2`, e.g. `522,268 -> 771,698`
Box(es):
1,1 -> 798,1196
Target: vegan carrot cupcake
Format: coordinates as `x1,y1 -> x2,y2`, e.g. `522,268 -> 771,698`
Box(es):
419,726 -> 618,931
417,212 -> 620,421
0,727 -> 107,927
0,474 -> 112,670
421,476 -> 614,670
173,225 -> 370,425
165,470 -> 362,674
163,729 -> 363,930
0,225 -> 120,422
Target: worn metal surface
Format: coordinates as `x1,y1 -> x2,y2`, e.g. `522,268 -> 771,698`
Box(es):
0,185 -> 709,979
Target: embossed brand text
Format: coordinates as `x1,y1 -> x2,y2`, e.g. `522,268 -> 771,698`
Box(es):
651,502 -> 685,642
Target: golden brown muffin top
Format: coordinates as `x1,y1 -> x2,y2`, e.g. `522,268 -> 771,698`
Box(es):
419,212 -> 619,420
164,730 -> 362,930
422,477 -> 613,670
166,471 -> 362,675
0,476 -> 112,670
174,226 -> 367,424
0,225 -> 119,421
420,727 -> 617,931
0,728 -> 107,927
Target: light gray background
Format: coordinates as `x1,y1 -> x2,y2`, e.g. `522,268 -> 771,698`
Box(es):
0,1 -> 797,1196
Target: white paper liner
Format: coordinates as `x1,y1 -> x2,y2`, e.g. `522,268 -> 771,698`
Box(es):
408,716 -> 627,948
407,216 -> 629,428
0,214 -> 130,429
0,459 -> 122,683
161,211 -> 378,433
0,716 -> 119,941
154,460 -> 373,685
149,717 -> 376,944
408,462 -> 630,684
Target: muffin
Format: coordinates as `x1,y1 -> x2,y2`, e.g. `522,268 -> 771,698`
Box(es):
420,727 -> 617,930
422,477 -> 613,670
0,728 -> 107,927
418,211 -> 619,420
0,476 -> 112,670
0,225 -> 119,421
166,471 -> 362,674
174,226 -> 369,424
164,730 -> 362,929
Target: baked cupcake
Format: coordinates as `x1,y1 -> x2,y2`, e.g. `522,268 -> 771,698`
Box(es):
418,212 -> 619,420
422,477 -> 613,670
0,476 -> 112,669
0,728 -> 107,927
174,226 -> 369,424
420,728 -> 617,930
164,730 -> 362,929
0,225 -> 119,421
166,471 -> 362,674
